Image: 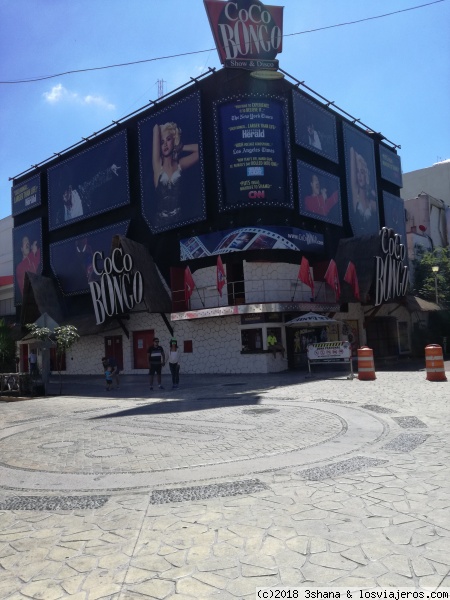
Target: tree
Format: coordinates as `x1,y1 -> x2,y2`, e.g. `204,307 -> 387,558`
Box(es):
412,247 -> 450,308
25,323 -> 79,395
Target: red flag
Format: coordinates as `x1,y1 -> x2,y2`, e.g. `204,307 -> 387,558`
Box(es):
217,255 -> 226,297
344,261 -> 360,300
298,257 -> 314,298
324,259 -> 341,301
184,266 -> 196,301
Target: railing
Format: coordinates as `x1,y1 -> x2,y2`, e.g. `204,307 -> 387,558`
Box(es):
172,278 -> 336,311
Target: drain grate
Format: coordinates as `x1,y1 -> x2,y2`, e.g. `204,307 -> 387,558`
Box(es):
383,433 -> 430,452
393,416 -> 427,428
0,495 -> 110,511
298,456 -> 388,481
150,479 -> 269,504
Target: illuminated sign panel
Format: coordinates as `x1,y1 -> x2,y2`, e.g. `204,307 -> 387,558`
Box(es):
343,123 -> 379,236
292,92 -> 338,163
216,96 -> 292,210
139,93 -> 206,233
180,225 -> 324,259
13,219 -> 42,305
204,0 -> 283,69
379,145 -> 403,187
48,131 -> 130,231
297,161 -> 342,227
50,221 -> 129,296
11,175 -> 41,216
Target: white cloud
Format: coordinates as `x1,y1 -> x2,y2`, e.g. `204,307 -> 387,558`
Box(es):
43,84 -> 115,110
43,83 -> 77,103
83,94 -> 115,110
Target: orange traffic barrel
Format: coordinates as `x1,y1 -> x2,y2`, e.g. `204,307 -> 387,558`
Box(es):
357,346 -> 376,380
425,344 -> 447,382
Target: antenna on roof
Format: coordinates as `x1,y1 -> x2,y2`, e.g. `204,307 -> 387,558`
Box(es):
157,79 -> 166,98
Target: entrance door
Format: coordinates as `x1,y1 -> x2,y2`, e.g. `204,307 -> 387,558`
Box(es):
104,336 -> 123,370
133,330 -> 155,369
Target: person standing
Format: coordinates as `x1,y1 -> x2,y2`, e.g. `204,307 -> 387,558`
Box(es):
147,337 -> 166,391
29,349 -> 38,376
105,366 -> 113,391
168,339 -> 181,389
108,356 -> 120,389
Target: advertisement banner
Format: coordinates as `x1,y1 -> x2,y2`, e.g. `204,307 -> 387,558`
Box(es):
180,225 -> 324,260
50,221 -> 129,295
11,175 -> 41,216
383,192 -> 407,248
13,219 -> 42,305
48,131 -> 129,231
139,92 -> 206,233
204,0 -> 283,66
343,123 -> 379,236
293,92 -> 338,163
379,145 -> 403,187
216,96 -> 292,210
297,161 -> 342,226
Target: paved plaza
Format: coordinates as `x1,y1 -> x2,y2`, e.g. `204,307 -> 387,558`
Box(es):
0,364 -> 449,599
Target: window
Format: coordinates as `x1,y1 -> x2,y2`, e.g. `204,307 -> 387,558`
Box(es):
241,328 -> 263,352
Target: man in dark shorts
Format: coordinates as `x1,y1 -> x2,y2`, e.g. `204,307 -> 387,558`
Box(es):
147,337 -> 166,391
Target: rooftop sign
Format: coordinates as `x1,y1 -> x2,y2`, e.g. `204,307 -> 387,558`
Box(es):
204,0 -> 283,70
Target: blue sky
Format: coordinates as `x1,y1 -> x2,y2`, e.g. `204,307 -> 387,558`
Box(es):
1,0 -> 449,220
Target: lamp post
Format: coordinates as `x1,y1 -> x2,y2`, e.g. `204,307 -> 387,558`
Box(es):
432,266 -> 439,304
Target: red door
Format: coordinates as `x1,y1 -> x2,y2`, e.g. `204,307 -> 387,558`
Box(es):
104,336 -> 123,370
133,330 -> 155,369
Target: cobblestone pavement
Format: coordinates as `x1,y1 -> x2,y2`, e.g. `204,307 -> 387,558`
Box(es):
0,367 -> 449,599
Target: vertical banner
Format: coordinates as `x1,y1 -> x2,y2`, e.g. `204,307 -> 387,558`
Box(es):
343,123 -> 379,236
13,219 -> 42,305
297,161 -> 342,226
215,96 -> 292,211
139,92 -> 206,233
48,131 -> 130,230
11,175 -> 41,216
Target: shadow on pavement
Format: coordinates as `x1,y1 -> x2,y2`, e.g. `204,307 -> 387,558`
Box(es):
90,392 -> 263,420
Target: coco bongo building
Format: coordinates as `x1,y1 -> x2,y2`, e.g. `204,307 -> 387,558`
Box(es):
11,0 -> 417,376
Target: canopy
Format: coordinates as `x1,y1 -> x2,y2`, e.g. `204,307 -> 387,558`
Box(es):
285,312 -> 337,327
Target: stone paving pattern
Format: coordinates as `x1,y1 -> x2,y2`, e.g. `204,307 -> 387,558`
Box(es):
0,367 -> 449,598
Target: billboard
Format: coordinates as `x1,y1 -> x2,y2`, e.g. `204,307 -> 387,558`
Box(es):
292,92 -> 338,163
215,96 -> 292,210
180,225 -> 324,260
379,145 -> 403,188
11,175 -> 41,216
139,92 -> 206,233
204,0 -> 283,69
50,221 -> 130,295
48,131 -> 129,231
297,161 -> 342,227
13,218 -> 42,305
343,123 -> 379,236
383,192 -> 407,246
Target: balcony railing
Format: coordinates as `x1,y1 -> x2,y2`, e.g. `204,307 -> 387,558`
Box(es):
172,278 -> 337,312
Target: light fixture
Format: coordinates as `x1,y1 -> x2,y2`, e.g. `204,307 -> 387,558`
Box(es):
432,266 -> 439,304
250,70 -> 284,80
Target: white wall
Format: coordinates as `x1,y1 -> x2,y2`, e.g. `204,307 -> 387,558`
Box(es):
401,161 -> 450,206
0,216 -> 13,277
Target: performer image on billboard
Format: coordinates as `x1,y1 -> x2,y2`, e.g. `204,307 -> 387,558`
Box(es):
16,235 -> 40,297
60,164 -> 121,223
152,122 -> 199,227
350,146 -> 378,234
306,121 -> 322,150
305,174 -> 339,217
